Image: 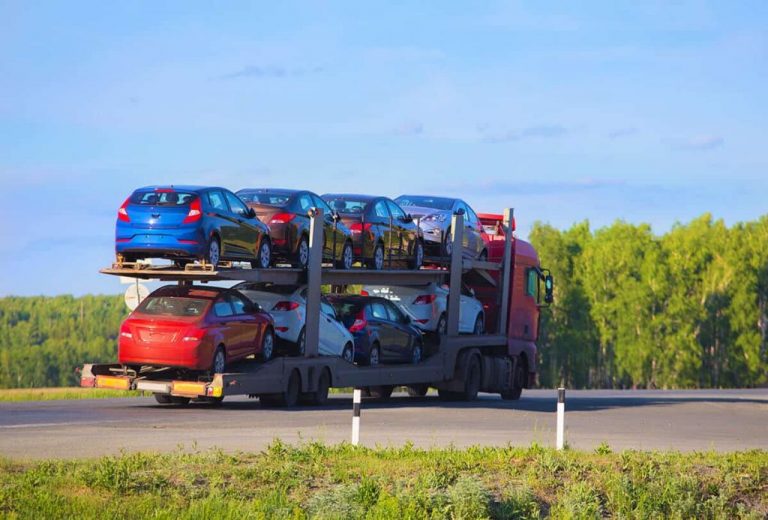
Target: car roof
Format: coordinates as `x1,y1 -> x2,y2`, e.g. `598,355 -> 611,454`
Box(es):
134,185 -> 222,193
321,193 -> 378,202
397,194 -> 458,204
237,188 -> 304,196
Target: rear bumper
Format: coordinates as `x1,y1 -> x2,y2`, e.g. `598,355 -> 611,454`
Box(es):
115,226 -> 206,259
119,341 -> 212,371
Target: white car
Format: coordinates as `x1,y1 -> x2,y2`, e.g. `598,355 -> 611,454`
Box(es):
232,283 -> 355,361
362,283 -> 485,335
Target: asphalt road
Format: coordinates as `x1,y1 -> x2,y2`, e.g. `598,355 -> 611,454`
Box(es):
1,389 -> 766,460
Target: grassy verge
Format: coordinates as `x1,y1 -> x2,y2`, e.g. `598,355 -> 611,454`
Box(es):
1,442 -> 765,519
0,387 -> 147,402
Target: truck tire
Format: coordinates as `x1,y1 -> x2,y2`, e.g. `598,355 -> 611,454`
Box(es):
407,384 -> 429,397
154,393 -> 172,404
439,355 -> 481,402
261,369 -> 301,408
367,385 -> 394,400
501,358 -> 526,400
169,396 -> 191,406
302,368 -> 331,406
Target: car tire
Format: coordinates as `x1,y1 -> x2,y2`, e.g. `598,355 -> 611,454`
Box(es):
295,235 -> 309,269
478,249 -> 488,262
367,242 -> 385,270
368,344 -> 381,366
251,238 -> 271,269
411,342 -> 423,364
204,236 -> 221,266
211,346 -> 226,375
336,241 -> 354,269
296,327 -> 306,356
473,314 -> 484,335
436,314 -> 447,336
260,328 -> 275,362
410,240 -> 424,270
443,229 -> 453,257
342,342 -> 354,363
407,384 -> 429,397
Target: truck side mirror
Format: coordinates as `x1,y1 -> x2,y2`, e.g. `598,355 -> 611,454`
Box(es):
544,274 -> 554,304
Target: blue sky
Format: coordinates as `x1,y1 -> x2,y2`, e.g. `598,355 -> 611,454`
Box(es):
1,1 -> 766,296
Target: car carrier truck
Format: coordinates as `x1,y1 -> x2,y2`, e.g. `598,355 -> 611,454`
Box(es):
80,209 -> 553,406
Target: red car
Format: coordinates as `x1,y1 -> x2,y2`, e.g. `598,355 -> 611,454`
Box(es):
118,285 -> 275,374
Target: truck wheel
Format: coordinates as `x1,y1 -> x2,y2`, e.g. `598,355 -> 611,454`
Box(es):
462,356 -> 482,401
367,242 -> 385,270
170,396 -> 191,406
260,329 -> 275,362
336,241 -> 354,270
368,385 -> 394,400
154,393 -> 172,404
501,359 -> 525,400
303,369 -> 331,406
261,370 -> 301,408
437,388 -> 461,401
407,384 -> 429,397
410,240 -> 424,270
473,314 -> 484,335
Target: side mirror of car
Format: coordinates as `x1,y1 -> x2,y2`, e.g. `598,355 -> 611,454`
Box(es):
247,208 -> 257,219
455,207 -> 466,216
403,213 -> 414,223
252,302 -> 263,313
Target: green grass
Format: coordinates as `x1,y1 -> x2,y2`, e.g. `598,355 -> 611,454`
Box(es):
0,387 -> 147,402
1,442 -> 765,519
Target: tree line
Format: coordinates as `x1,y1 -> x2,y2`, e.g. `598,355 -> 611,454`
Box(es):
530,213 -> 768,389
0,212 -> 766,389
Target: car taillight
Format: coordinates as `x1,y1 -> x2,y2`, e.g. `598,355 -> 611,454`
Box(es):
270,213 -> 296,224
182,198 -> 202,224
360,290 -> 369,296
117,197 -> 131,222
272,301 -> 300,311
349,318 -> 368,333
182,328 -> 206,342
119,323 -> 132,339
413,294 -> 437,305
348,222 -> 372,234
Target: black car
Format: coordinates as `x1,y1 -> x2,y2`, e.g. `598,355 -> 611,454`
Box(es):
237,188 -> 355,269
321,194 -> 424,270
394,195 -> 487,260
326,295 -> 424,365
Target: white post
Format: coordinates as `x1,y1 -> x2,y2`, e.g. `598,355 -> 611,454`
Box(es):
556,387 -> 565,450
351,388 -> 362,446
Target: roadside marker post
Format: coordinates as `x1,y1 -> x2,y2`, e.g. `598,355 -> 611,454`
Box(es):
556,387 -> 565,450
352,388 -> 362,446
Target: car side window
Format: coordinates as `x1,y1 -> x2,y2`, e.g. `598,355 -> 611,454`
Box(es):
465,204 -> 479,226
224,191 -> 250,217
208,191 -> 228,212
320,301 -> 336,319
297,194 -> 314,214
213,298 -> 234,317
383,301 -> 405,323
373,200 -> 390,219
368,302 -> 388,320
312,195 -> 333,215
386,200 -> 406,220
228,293 -> 249,315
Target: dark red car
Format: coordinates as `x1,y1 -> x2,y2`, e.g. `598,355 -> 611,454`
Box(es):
118,285 -> 275,374
237,188 -> 354,269
321,194 -> 424,270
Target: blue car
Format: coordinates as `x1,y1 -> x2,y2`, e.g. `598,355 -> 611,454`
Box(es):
115,185 -> 273,268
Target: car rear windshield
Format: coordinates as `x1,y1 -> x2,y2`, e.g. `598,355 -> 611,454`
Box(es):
136,296 -> 210,317
130,191 -> 196,206
329,300 -> 364,327
395,196 -> 454,211
238,191 -> 291,206
324,197 -> 369,215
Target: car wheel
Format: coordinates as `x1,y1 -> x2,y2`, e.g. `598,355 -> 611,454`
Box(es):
478,249 -> 488,262
337,241 -> 354,269
211,346 -> 226,375
252,238 -> 271,269
411,342 -> 423,364
407,384 -> 429,397
443,230 -> 453,257
368,344 -> 381,366
473,314 -> 484,335
342,342 -> 354,363
260,329 -> 275,362
367,242 -> 384,270
296,327 -> 306,356
173,259 -> 189,269
205,236 -> 221,266
154,393 -> 172,404
296,236 -> 309,268
436,314 -> 447,336
410,240 -> 424,270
